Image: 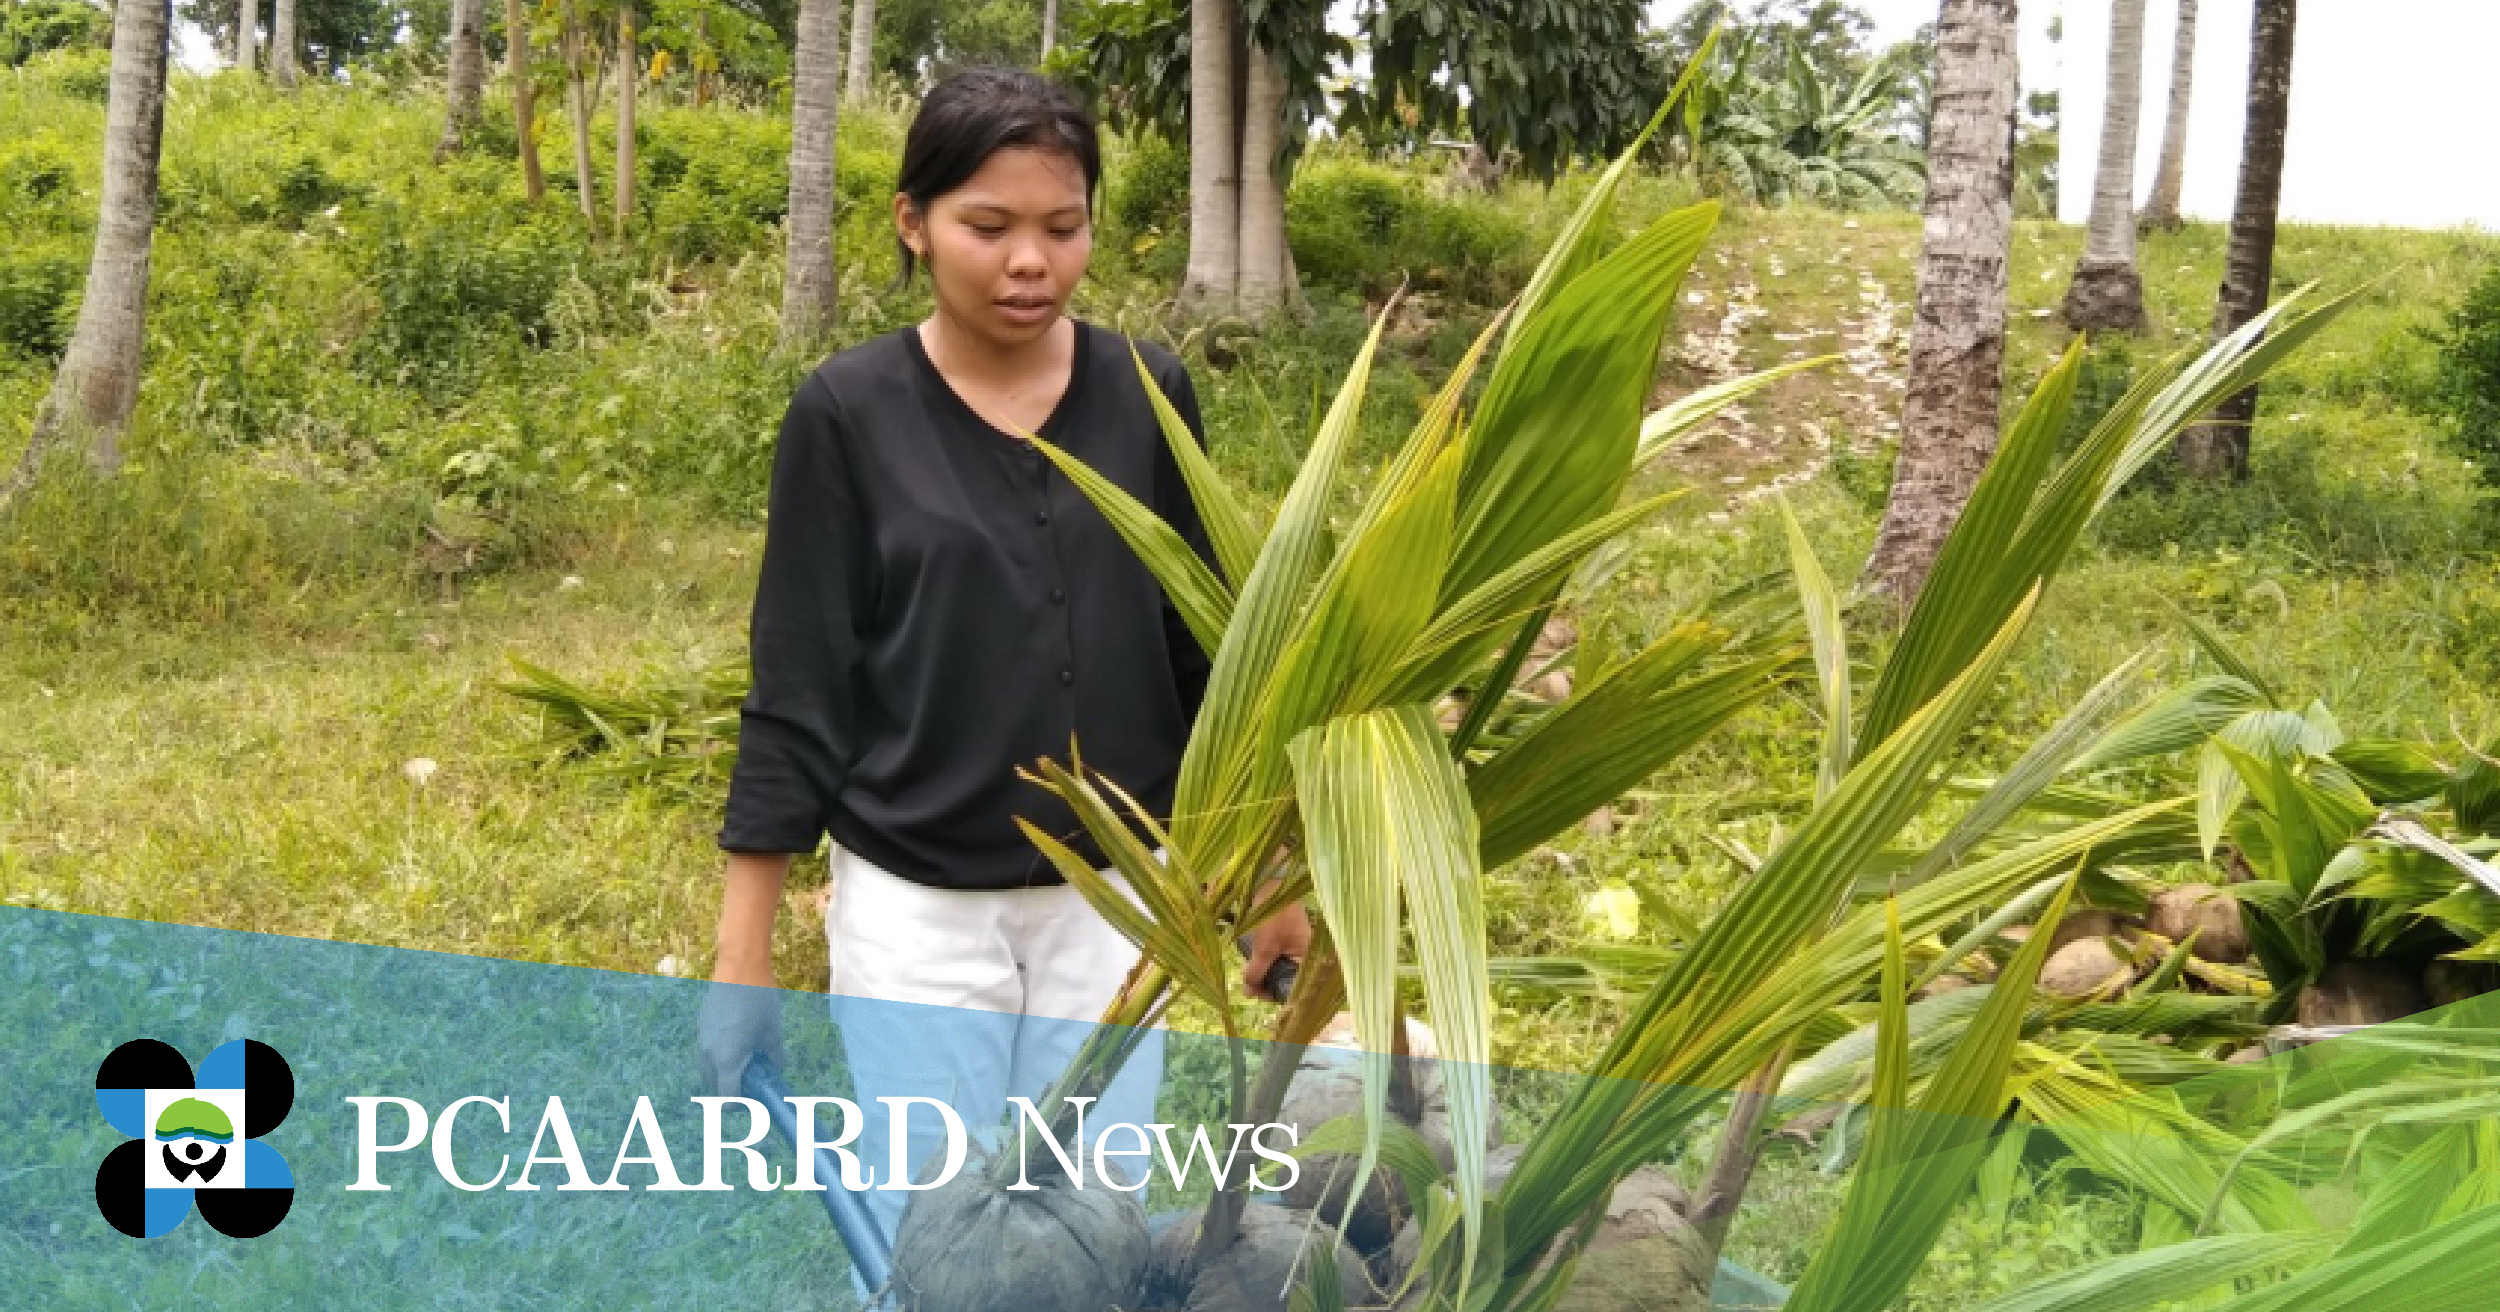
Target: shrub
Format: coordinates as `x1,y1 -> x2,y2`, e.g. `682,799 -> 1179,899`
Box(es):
1285,156 -> 1532,302
639,108 -> 791,264
1104,129 -> 1188,269
350,191 -> 630,389
2431,260 -> 2500,486
0,244 -> 79,358
24,45 -> 111,101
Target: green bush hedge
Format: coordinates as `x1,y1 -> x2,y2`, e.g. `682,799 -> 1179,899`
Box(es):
2433,260 -> 2500,487
1285,155 -> 1532,301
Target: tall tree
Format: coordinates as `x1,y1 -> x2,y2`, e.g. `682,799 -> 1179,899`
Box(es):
269,0 -> 296,87
2061,0 -> 2148,332
435,0 -> 486,160
560,0 -> 597,224
1086,0 -> 1646,315
781,0 -> 842,343
0,0 -> 171,509
1863,0 -> 2019,604
842,0 -> 873,104
1176,0 -> 1239,313
238,0 -> 258,72
616,4 -> 637,239
506,0 -> 545,200
2177,0 -> 2295,479
1040,0 -> 1057,58
2138,0 -> 2197,229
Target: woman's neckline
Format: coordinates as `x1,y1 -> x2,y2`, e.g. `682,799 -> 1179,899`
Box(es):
904,317 -> 1092,446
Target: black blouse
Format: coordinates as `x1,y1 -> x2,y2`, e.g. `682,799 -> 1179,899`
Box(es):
717,319 -> 1217,890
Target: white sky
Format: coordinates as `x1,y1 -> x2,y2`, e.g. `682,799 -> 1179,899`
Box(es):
2059,0 -> 2500,230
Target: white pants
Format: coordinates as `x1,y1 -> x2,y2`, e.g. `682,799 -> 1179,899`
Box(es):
823,845 -> 1168,1254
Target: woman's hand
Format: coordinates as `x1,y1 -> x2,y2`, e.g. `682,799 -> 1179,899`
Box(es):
699,852 -> 794,1097
1242,891 -> 1313,1002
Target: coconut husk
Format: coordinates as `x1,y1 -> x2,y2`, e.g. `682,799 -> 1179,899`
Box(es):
2146,884 -> 2250,964
1379,1144 -> 1524,1292
1385,1161 -> 1698,1309
1277,1017 -> 1500,1255
2040,937 -> 2134,1000
2424,960 -> 2498,1010
1150,1202 -> 1372,1312
889,1162 -> 1149,1312
2046,910 -> 2131,956
2299,960 -> 2429,1029
1914,973 -> 1977,1001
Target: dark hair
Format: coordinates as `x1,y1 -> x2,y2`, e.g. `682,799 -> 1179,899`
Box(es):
895,67 -> 1102,282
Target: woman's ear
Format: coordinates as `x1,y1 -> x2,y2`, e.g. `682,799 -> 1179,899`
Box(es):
892,192 -> 926,259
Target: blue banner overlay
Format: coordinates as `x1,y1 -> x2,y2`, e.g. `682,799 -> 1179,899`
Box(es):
11,906 -> 2500,1310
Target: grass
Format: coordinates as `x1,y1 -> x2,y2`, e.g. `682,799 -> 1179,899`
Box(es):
5,57 -> 2500,1308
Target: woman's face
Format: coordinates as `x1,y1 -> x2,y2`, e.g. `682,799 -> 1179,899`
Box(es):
897,146 -> 1093,351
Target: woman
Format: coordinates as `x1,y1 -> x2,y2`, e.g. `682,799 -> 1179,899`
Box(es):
695,67 -> 1309,1240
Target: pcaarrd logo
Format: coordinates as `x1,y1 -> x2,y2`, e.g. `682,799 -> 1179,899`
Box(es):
94,1038 -> 296,1238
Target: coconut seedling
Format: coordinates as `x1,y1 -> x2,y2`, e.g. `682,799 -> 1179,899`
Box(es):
879,44 -> 2371,1309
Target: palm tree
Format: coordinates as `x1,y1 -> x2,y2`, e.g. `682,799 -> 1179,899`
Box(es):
269,0 -> 296,88
436,0 -> 488,161
2062,0 -> 2150,332
842,0 -> 874,105
2139,0 -> 2198,230
1178,0 -> 1241,313
616,4 -> 638,240
559,0 -> 597,225
238,0 -> 258,73
1237,40 -> 1290,313
0,0 -> 171,510
1042,0 -> 1059,59
2178,0 -> 2296,479
506,0 -> 545,201
780,0 -> 843,344
1863,0 -> 2019,605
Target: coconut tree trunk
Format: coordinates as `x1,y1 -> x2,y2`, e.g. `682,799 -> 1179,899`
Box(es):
560,0 -> 597,224
1863,0 -> 2019,606
2177,0 -> 2296,480
842,0 -> 874,106
1,0 -> 171,509
1236,38 -> 1290,316
781,0 -> 843,345
2139,0 -> 2197,229
1179,0 -> 1242,313
1041,0 -> 1058,59
238,0 -> 259,73
507,0 -> 545,200
615,6 -> 636,239
270,0 -> 296,88
436,0 -> 487,160
2061,0 -> 2149,333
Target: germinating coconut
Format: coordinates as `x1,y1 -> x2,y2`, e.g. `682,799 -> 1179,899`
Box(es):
1277,1015 -> 1500,1254
1149,1202 -> 1373,1312
889,1156 -> 1150,1312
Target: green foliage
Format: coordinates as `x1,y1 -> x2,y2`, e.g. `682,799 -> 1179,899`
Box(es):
1284,156 -> 1532,300
21,43 -> 110,100
0,240 -> 77,358
0,0 -> 109,68
1350,0 -> 1656,182
638,106 -> 792,263
178,0 -> 406,69
351,188 -> 630,389
2430,260 -> 2500,486
1672,26 -> 1924,209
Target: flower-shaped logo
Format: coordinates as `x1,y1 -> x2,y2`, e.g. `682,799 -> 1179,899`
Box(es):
95,1038 -> 296,1238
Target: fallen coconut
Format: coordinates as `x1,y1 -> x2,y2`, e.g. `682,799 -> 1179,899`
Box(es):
889,1154 -> 1149,1312
1380,1143 -> 1525,1292
2046,909 -> 2130,956
1278,1016 -> 1500,1255
1150,1201 -> 1373,1312
2145,884 -> 2250,963
2040,937 -> 2133,1000
1550,1170 -> 1713,1312
2299,960 -> 2428,1029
